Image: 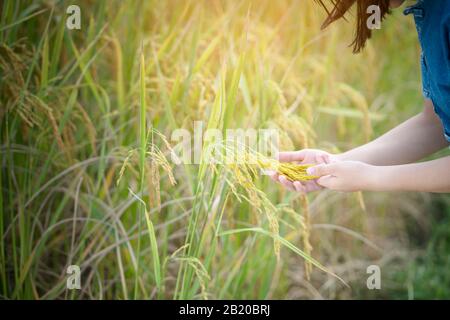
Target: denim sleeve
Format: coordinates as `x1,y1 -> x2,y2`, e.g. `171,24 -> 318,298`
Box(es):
420,52 -> 432,99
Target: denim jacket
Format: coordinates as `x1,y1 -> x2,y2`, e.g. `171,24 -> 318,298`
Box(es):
404,0 -> 450,141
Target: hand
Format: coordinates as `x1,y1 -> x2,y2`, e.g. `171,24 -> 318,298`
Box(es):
270,149 -> 338,193
307,161 -> 378,192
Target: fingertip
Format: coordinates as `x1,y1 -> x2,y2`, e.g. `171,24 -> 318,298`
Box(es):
307,163 -> 332,177
279,175 -> 288,183
316,175 -> 332,188
293,181 -> 305,193
266,169 -> 277,176
268,171 -> 279,182
304,181 -> 322,193
316,176 -> 325,185
306,166 -> 318,176
279,175 -> 295,191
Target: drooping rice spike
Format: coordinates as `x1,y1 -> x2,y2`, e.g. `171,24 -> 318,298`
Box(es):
255,158 -> 319,182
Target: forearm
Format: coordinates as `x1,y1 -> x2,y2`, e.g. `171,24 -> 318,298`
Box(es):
368,156 -> 450,193
337,100 -> 449,165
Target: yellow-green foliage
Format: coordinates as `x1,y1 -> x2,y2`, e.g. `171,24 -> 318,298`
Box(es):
1,0 -> 440,301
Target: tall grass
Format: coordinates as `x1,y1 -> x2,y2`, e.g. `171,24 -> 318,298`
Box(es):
135,49 -> 147,299
1,0 -> 448,300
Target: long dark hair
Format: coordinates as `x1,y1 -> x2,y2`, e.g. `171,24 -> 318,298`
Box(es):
315,0 -> 391,53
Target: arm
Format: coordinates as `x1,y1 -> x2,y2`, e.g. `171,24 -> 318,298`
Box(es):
337,99 -> 449,165
372,157 -> 450,192
309,157 -> 450,193
273,99 -> 449,193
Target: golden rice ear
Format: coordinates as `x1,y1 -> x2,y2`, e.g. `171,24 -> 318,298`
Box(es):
147,159 -> 161,211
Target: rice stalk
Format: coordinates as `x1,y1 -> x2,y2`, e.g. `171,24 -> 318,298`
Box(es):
128,189 -> 162,297
300,194 -> 313,280
40,33 -> 49,89
219,227 -> 348,287
134,49 -> 147,299
202,140 -> 320,260
173,256 -> 211,300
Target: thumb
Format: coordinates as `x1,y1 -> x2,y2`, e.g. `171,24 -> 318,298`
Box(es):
307,163 -> 337,177
316,175 -> 336,188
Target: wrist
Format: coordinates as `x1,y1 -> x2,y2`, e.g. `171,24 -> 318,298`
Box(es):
365,165 -> 386,191
335,152 -> 348,162
366,165 -> 404,192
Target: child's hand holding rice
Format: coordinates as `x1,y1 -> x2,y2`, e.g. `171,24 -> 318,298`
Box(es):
270,149 -> 338,193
